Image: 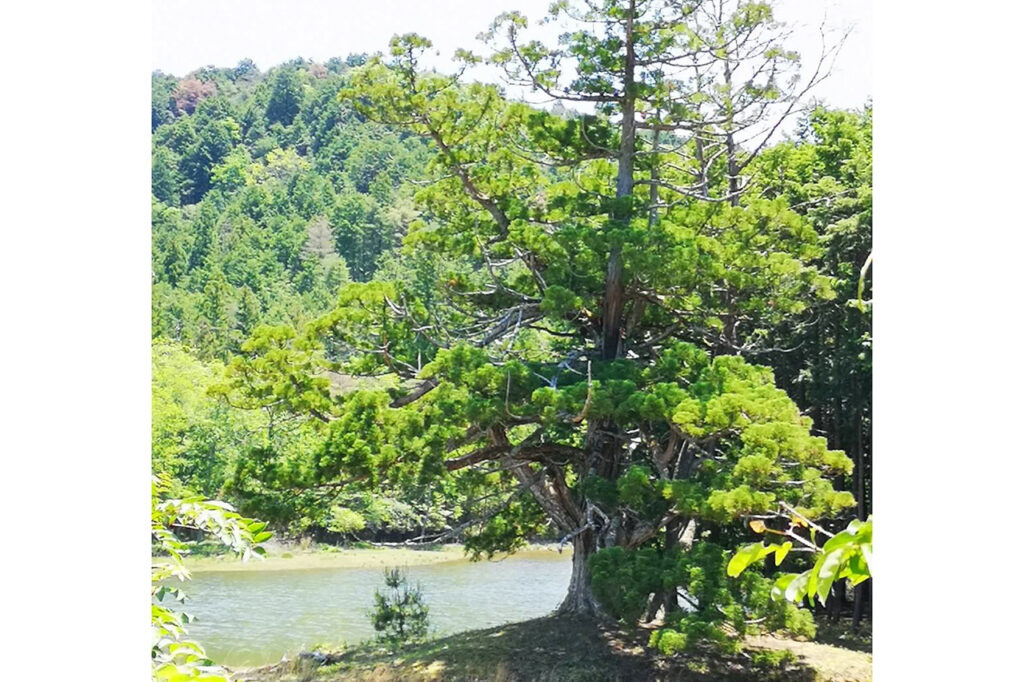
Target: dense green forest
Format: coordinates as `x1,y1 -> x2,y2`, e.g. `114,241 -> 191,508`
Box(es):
152,56 -> 431,358
152,0 -> 871,674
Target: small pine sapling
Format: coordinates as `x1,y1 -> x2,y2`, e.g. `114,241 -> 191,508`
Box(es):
369,567 -> 430,648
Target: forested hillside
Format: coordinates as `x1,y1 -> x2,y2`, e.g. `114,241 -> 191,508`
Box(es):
151,57 -> 518,540
152,57 -> 431,359
152,1 -> 872,663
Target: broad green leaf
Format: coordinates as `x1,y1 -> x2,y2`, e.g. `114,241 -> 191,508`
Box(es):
816,570 -> 835,605
785,570 -> 811,602
772,573 -> 796,601
806,555 -> 822,601
847,551 -> 869,577
774,541 -> 792,565
860,543 -> 873,573
822,530 -> 855,554
727,542 -> 765,577
815,547 -> 848,604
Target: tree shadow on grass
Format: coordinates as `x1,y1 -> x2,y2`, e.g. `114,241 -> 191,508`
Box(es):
286,614 -> 827,682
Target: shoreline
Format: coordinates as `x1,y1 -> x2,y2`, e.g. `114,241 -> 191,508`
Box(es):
176,542 -> 571,573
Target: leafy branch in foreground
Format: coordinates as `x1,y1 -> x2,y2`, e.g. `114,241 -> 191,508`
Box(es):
152,474 -> 272,681
727,507 -> 872,608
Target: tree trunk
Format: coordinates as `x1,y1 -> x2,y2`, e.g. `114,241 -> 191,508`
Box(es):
852,403 -> 868,630
852,582 -> 865,628
643,592 -> 663,623
693,131 -> 709,198
569,0 -> 639,619
722,60 -> 741,207
662,517 -> 682,614
599,0 -> 636,361
557,530 -> 603,615
828,581 -> 844,622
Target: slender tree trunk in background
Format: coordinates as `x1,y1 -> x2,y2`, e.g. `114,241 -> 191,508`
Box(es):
558,530 -> 602,615
831,342 -> 842,452
853,404 -> 868,629
693,132 -> 709,199
824,310 -> 838,454
828,583 -> 844,622
649,113 -> 660,227
725,132 -> 740,207
826,329 -> 848,625
852,581 -> 866,628
828,334 -> 845,622
662,517 -> 682,614
853,580 -> 871,630
721,58 -> 741,207
854,402 -> 866,522
812,313 -> 826,438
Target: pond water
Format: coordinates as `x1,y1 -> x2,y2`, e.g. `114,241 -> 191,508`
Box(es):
182,550 -> 572,667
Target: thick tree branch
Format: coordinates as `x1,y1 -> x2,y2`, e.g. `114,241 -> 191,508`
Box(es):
389,377 -> 439,408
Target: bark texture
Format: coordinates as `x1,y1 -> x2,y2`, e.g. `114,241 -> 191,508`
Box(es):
557,532 -> 604,615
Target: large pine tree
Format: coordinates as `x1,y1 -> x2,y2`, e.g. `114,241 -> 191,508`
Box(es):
218,0 -> 858,637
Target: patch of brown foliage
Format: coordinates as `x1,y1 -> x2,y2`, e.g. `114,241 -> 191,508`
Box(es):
173,78 -> 217,115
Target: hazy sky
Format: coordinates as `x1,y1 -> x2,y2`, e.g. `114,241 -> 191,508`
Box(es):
153,0 -> 871,111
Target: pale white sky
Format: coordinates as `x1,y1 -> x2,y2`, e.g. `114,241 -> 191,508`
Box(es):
153,0 -> 870,111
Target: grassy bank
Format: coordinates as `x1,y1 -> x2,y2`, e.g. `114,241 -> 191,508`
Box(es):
235,615 -> 871,682
180,542 -> 569,573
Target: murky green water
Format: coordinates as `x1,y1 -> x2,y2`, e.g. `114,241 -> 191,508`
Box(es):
181,551 -> 571,667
